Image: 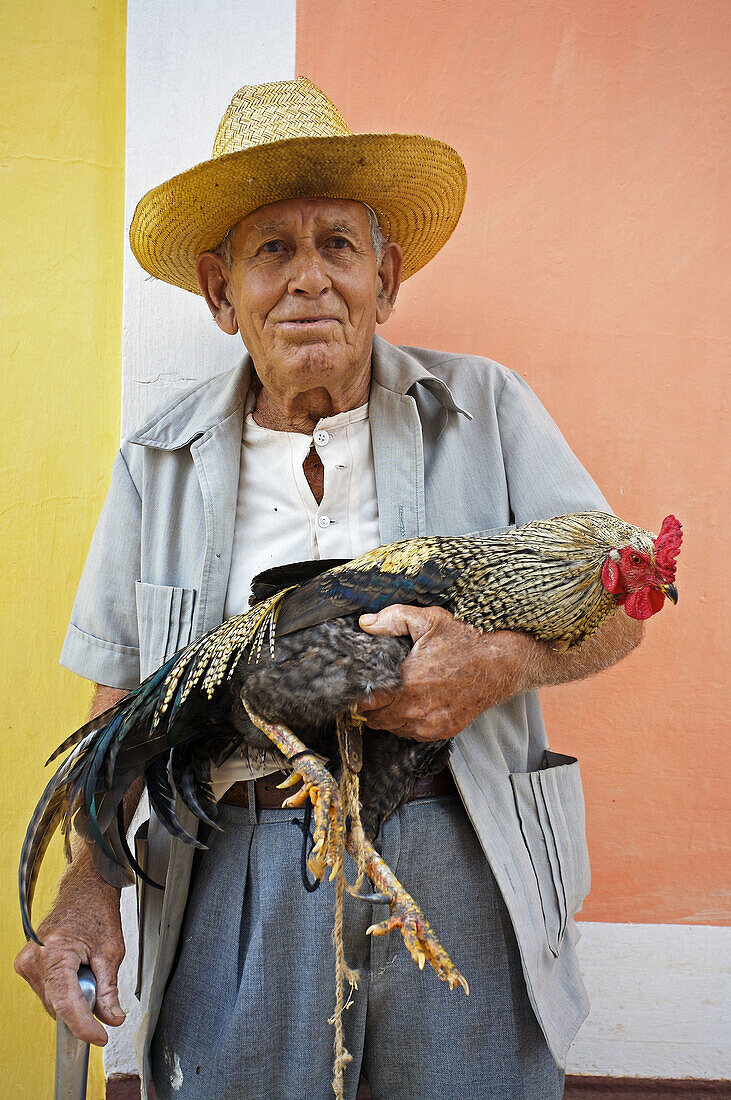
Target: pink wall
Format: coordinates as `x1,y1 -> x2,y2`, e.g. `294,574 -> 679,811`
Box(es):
298,0 -> 729,923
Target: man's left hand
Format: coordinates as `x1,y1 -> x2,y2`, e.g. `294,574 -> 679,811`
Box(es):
358,605 -> 533,742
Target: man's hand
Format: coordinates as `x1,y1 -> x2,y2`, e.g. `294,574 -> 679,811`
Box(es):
358,605 -> 534,742
14,868 -> 125,1046
358,603 -> 644,742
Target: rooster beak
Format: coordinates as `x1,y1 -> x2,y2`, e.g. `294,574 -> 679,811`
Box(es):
660,582 -> 678,604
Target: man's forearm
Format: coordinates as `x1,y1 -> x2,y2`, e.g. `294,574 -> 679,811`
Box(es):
49,782 -> 144,953
91,683 -> 128,720
520,610 -> 644,694
359,604 -> 645,741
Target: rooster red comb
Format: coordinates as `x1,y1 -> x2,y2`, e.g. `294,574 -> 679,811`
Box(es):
653,515 -> 682,579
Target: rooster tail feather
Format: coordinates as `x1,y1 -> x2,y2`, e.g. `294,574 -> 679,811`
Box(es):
114,802 -> 164,889
85,793 -> 123,865
45,655 -> 177,769
170,744 -> 220,830
191,748 -> 220,824
97,658 -> 180,797
71,805 -> 126,879
45,703 -> 124,766
74,806 -> 135,890
145,759 -> 205,849
19,734 -> 100,942
81,711 -> 126,816
19,783 -> 70,943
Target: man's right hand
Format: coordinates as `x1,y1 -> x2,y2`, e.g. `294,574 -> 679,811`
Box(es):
14,870 -> 126,1046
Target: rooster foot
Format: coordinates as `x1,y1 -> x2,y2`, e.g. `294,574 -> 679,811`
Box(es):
349,834 -> 469,995
242,701 -> 344,880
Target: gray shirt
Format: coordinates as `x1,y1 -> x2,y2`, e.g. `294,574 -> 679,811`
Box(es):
61,335 -> 610,1081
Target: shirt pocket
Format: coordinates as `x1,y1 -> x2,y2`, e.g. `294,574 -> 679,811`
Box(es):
510,750 -> 591,957
134,581 -> 196,681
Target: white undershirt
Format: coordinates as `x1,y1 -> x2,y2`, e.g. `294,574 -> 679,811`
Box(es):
211,399 -> 381,795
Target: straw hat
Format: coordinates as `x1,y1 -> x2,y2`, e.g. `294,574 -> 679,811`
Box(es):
129,77 -> 467,295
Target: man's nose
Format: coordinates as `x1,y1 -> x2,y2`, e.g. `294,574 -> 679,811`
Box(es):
288,245 -> 331,296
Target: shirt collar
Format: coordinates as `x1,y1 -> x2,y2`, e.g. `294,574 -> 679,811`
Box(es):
127,358 -> 252,449
371,335 -> 471,418
127,336 -> 470,450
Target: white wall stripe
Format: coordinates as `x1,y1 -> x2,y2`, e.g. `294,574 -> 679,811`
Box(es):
121,0 -> 297,436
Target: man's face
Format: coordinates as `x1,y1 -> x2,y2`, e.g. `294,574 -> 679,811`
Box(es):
218,198 -> 400,403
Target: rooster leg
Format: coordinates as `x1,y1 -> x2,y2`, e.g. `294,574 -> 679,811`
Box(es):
350,833 -> 469,995
242,701 -> 343,881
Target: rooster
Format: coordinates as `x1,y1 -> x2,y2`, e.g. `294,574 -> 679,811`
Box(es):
20,510 -> 681,994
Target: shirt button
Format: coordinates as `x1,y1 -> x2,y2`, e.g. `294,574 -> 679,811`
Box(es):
318,515 -> 331,528
314,429 -> 330,446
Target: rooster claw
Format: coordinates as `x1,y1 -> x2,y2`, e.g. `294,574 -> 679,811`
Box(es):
354,891 -> 393,904
366,902 -> 469,995
276,772 -> 302,790
345,833 -> 468,994
242,703 -> 344,879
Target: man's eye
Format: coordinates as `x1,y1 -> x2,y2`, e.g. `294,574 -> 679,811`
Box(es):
261,240 -> 285,254
327,236 -> 350,249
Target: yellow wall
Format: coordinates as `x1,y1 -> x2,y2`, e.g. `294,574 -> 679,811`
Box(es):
0,3 -> 126,1095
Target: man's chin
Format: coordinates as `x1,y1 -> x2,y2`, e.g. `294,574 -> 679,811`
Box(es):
282,342 -> 347,377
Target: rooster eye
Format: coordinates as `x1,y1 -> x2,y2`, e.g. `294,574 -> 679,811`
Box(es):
630,554 -> 641,565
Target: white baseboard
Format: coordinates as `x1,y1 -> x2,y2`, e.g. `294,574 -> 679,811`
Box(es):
567,921 -> 730,1079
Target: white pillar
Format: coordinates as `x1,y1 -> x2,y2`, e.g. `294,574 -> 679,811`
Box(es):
121,0 -> 297,436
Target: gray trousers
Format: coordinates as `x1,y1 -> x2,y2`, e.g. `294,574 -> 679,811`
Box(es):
151,795 -> 563,1099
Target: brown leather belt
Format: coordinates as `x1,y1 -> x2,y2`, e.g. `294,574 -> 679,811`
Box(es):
220,768 -> 457,810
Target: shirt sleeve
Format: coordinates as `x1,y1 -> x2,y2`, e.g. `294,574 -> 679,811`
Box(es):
496,369 -> 611,524
59,445 -> 142,689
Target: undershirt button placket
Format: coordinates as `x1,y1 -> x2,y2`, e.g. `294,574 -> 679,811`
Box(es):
315,422 -> 347,555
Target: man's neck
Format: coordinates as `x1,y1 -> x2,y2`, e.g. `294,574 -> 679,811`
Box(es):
250,373 -> 371,435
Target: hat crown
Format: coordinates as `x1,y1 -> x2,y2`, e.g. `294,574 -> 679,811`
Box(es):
212,77 -> 352,157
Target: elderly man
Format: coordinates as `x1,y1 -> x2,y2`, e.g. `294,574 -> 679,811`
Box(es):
16,78 -> 641,1099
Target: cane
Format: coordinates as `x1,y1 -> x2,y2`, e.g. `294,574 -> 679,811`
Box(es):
54,965 -> 97,1100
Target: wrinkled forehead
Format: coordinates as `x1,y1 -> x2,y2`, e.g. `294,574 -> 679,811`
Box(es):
232,196 -> 373,244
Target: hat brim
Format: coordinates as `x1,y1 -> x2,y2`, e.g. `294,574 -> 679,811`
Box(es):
129,133 -> 467,294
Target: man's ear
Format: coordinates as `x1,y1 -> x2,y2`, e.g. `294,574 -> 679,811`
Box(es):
196,252 -> 238,335
375,242 -> 403,325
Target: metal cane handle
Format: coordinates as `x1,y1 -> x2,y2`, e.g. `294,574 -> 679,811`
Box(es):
54,965 -> 97,1100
